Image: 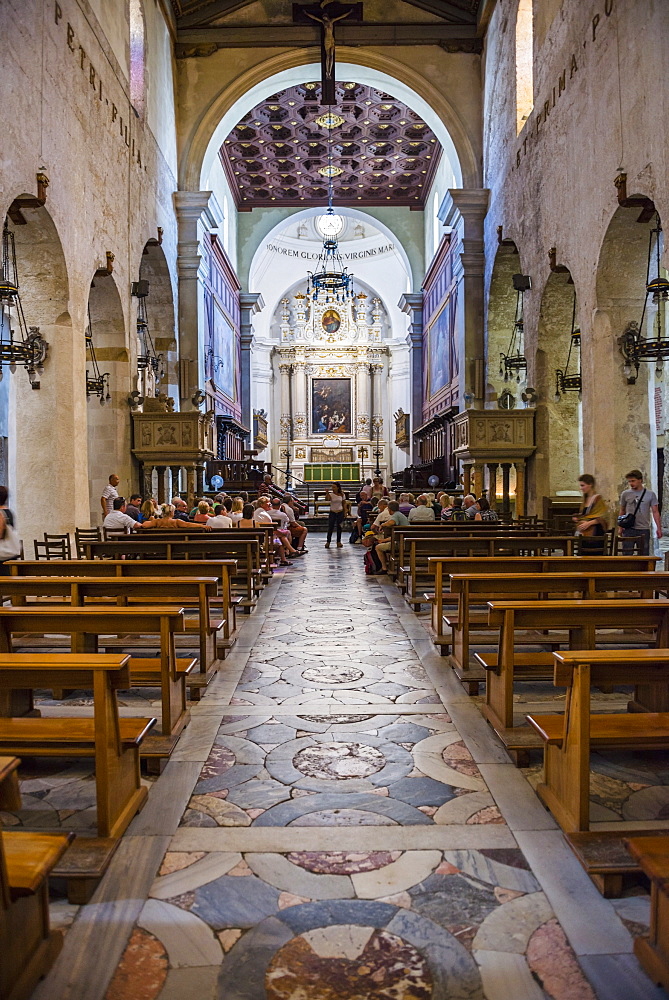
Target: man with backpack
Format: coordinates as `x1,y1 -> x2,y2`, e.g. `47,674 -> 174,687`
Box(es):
618,469 -> 661,555
443,497 -> 468,522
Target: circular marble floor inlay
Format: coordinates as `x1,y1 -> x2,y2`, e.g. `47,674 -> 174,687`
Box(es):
286,851 -> 402,875
302,666 -> 365,684
265,926 -> 432,1000
305,623 -> 355,634
301,714 -> 375,725
293,742 -> 386,780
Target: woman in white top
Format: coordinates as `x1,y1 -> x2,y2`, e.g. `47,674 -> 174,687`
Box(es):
325,482 -> 347,548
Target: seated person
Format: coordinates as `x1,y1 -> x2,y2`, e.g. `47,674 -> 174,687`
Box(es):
372,498 -> 392,529
473,496 -> 499,522
193,500 -> 212,523
139,499 -> 158,522
374,501 -> 409,572
170,496 -> 191,521
398,493 -> 415,516
269,498 -> 302,557
207,504 -> 233,528
142,503 -> 210,529
426,492 -> 442,518
358,479 -> 373,502
222,497 -> 234,514
464,494 -> 478,519
371,476 -> 389,500
356,497 -> 375,539
443,497 -> 468,521
280,497 -> 309,553
229,498 -> 244,524
238,503 -> 257,528
408,495 -> 436,523
439,495 -> 455,521
103,496 -> 141,533
124,494 -> 143,521
254,497 -> 297,563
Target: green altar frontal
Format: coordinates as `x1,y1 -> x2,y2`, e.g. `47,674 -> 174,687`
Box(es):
303,463 -> 360,482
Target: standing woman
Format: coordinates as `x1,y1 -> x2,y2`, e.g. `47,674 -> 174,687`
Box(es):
325,482 -> 347,548
574,474 -> 608,554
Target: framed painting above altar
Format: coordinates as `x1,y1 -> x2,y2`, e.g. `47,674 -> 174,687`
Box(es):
311,378 -> 351,434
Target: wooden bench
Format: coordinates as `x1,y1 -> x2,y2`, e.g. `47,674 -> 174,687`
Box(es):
397,535 -> 577,606
0,756 -> 73,999
625,836 -> 669,988
482,601 -> 669,756
449,571 -> 669,678
527,649 -> 669,831
0,607 -> 188,746
8,558 -> 239,650
0,576 -> 222,698
0,654 -> 154,839
131,526 -> 276,578
82,538 -> 263,611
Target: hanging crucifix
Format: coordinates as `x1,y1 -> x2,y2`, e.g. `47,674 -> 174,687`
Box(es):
294,2 -> 362,105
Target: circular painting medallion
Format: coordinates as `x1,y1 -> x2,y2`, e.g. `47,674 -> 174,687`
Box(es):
322,309 -> 341,335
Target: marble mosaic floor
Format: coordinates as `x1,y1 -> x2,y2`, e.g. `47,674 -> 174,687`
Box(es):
23,548 -> 668,1000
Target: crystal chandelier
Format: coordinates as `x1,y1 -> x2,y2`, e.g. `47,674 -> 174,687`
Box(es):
133,280 -> 164,380
0,219 -> 48,388
621,213 -> 669,383
555,289 -> 581,399
85,305 -> 111,403
499,282 -> 528,383
305,110 -> 355,305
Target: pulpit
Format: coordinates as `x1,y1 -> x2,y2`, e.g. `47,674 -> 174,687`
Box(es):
132,404 -> 215,503
452,409 -> 536,515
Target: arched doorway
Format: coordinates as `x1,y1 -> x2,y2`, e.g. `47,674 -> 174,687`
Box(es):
5,201 -> 79,547
592,200 -> 660,507
85,274 -> 130,526
534,269 -> 582,503
137,241 -> 178,404
485,239 -> 523,406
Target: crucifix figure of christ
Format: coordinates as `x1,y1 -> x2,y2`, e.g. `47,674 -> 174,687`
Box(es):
304,3 -> 352,104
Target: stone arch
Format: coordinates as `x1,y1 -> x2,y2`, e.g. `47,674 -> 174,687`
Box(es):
485,240 -> 523,406
592,199 -> 660,505
534,269 -> 581,503
138,241 -> 178,402
180,48 -> 478,193
85,272 -> 131,525
4,200 -> 83,546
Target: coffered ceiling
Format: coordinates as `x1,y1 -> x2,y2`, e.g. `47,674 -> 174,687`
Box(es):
219,82 -> 442,209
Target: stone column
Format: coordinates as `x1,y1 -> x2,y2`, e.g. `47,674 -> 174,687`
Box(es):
501,463 -> 512,514
174,192 -> 217,410
293,361 -> 307,439
463,464 -> 472,495
240,293 -> 264,437
400,293 -> 424,464
473,464 -> 484,498
142,464 -> 154,500
170,465 -> 181,498
515,461 -> 526,517
156,467 -> 167,504
371,363 -> 384,428
442,189 -> 490,406
356,360 -> 370,439
487,463 -> 499,506
279,362 -> 293,447
186,466 -> 196,505
196,466 -> 205,495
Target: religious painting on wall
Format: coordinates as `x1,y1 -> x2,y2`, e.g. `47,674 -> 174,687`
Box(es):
312,378 -> 351,434
427,296 -> 453,398
209,300 -> 236,402
321,309 -> 341,335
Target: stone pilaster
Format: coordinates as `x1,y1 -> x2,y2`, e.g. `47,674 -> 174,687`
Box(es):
442,189 -> 490,407
240,292 -> 264,438
400,292 -> 424,464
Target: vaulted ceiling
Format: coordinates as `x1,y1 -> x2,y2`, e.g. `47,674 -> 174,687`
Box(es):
172,0 -> 490,55
219,81 -> 441,209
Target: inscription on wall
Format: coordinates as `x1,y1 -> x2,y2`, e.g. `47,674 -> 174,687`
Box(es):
53,2 -> 146,171
514,0 -> 615,169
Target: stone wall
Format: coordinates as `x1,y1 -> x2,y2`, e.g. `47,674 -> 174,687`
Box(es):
0,0 -> 179,543
482,0 -> 669,515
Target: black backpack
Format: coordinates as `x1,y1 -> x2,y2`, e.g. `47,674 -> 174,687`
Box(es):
450,507 -> 467,522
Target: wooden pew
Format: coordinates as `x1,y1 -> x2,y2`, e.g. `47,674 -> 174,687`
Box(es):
0,756 -> 73,1000
625,836 -> 669,988
8,558 -> 239,650
427,555 -> 659,657
449,571 -> 669,678
484,601 -> 669,757
0,654 -> 154,838
82,538 -> 262,611
0,576 -> 221,697
132,526 -> 275,578
0,607 -> 188,746
398,535 -> 577,606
